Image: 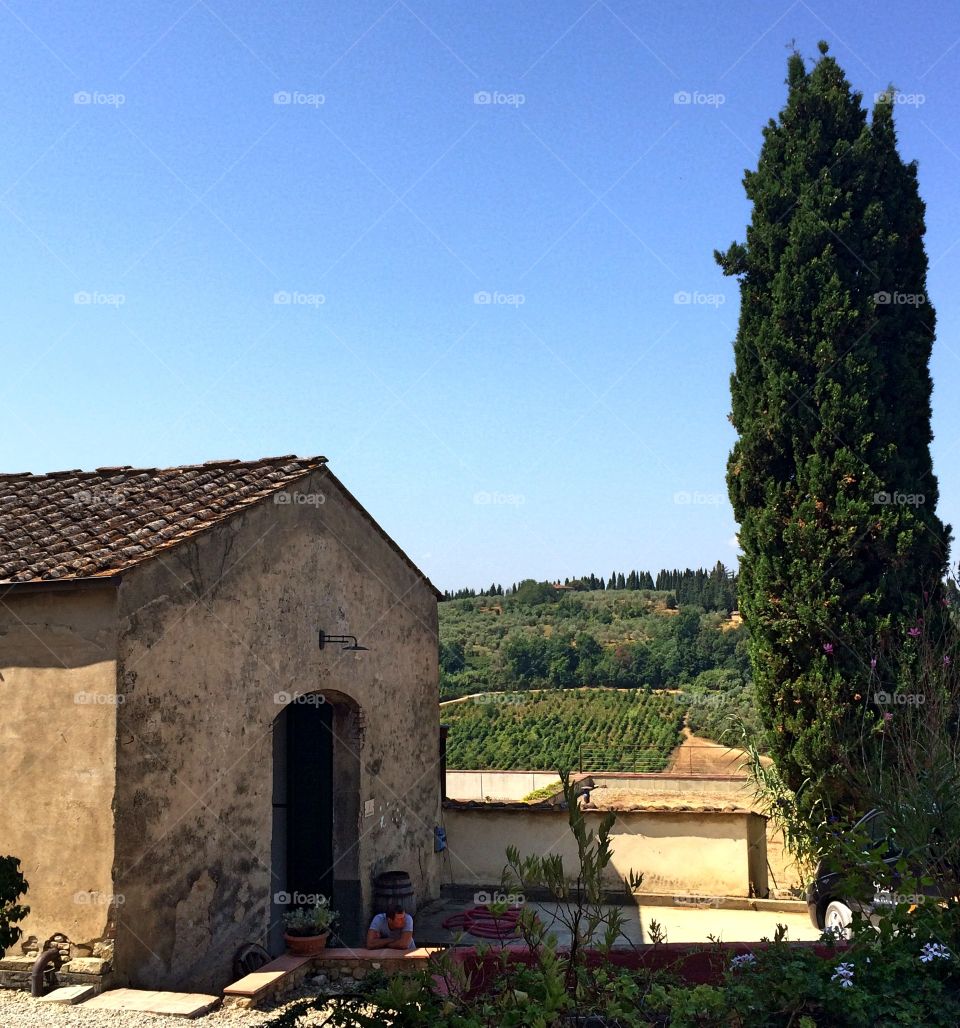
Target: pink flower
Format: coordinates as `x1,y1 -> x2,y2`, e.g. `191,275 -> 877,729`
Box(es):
823,643 -> 834,654
908,627 -> 921,638
883,712 -> 893,721
870,658 -> 877,670
945,656 -> 952,666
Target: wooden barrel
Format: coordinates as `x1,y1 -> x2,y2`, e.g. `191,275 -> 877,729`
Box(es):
373,870 -> 414,915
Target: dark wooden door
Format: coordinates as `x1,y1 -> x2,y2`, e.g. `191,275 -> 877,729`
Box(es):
286,701 -> 334,905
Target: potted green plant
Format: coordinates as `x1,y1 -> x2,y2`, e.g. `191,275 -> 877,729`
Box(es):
282,897 -> 338,956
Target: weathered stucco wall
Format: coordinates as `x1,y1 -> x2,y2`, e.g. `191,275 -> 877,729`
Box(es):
111,468 -> 440,991
445,771 -> 561,802
0,588 -> 118,952
444,807 -> 766,898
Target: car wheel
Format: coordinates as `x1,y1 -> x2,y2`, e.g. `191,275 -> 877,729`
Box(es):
824,901 -> 853,939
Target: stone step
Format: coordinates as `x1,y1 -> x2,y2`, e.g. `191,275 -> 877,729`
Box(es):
82,988 -> 220,1017
223,953 -> 312,1002
36,985 -> 95,1005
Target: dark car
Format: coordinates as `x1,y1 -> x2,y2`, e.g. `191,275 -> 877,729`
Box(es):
806,809 -> 919,937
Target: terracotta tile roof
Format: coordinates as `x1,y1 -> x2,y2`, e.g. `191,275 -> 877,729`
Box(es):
0,456 -> 326,584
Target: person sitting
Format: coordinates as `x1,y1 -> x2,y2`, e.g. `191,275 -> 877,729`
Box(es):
366,904 -> 415,951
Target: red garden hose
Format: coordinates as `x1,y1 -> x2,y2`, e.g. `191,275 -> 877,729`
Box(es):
442,904 -> 526,939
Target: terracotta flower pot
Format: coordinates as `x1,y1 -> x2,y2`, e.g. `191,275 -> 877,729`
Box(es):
284,931 -> 330,956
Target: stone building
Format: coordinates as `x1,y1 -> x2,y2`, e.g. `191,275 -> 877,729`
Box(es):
0,456 -> 441,991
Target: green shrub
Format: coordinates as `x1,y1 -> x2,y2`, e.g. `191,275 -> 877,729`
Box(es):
0,856 -> 29,953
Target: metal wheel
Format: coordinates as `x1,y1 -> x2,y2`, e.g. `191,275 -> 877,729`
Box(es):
232,943 -> 271,979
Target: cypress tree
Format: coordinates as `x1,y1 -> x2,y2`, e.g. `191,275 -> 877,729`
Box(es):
717,43 -> 951,810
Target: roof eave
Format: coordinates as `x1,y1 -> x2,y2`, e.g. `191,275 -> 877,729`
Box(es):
0,574 -> 123,598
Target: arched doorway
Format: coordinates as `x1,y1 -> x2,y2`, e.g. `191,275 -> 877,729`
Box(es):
270,692 -> 362,952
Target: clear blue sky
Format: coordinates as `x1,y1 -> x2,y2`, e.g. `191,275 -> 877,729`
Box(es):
2,0 -> 959,592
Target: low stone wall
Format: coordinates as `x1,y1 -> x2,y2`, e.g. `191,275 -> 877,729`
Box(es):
443,804 -> 768,898
448,771 -> 804,899
311,949 -> 427,984
0,954 -> 114,995
446,771 -> 756,804
446,771 -> 561,802
585,772 -> 752,799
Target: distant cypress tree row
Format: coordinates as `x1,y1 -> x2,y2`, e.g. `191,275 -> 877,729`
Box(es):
443,563 -> 739,611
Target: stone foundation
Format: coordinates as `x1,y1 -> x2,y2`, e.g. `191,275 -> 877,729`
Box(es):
311,950 -> 426,983
0,953 -> 115,995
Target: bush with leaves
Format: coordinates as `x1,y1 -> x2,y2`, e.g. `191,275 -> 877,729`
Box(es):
0,856 -> 29,954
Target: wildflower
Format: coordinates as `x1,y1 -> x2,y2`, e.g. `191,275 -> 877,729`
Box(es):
919,942 -> 952,964
945,656 -> 952,666
730,953 -> 756,969
832,962 -> 855,988
823,643 -> 834,654
883,712 -> 893,722
853,693 -> 861,700
908,627 -> 921,638
870,658 -> 877,670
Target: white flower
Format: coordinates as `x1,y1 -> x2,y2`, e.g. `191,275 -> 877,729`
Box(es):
831,962 -> 855,987
730,953 -> 757,969
919,943 -> 952,964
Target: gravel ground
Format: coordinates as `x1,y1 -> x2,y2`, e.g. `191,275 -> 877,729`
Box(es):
0,986 -> 339,1028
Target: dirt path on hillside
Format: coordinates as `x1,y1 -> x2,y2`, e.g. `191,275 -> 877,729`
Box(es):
666,727 -> 767,775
